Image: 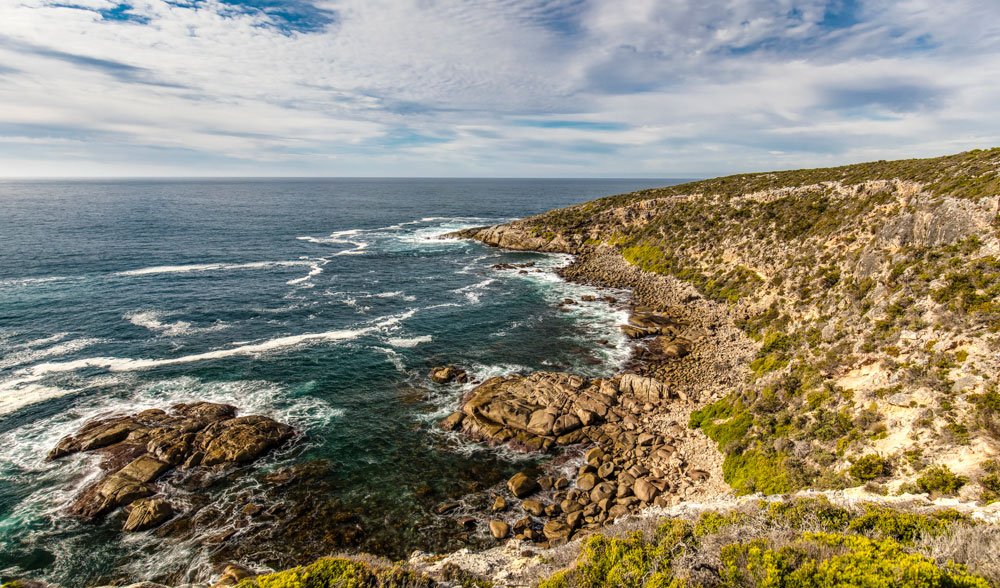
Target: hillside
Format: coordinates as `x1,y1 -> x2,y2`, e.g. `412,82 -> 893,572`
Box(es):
460,148 -> 1000,501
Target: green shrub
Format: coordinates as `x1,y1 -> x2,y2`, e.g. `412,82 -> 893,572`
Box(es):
979,460 -> 1000,504
916,465 -> 968,496
689,398 -> 752,452
538,521 -> 689,588
849,454 -> 891,482
722,449 -> 795,495
847,506 -> 969,543
720,532 -> 988,588
238,557 -> 435,588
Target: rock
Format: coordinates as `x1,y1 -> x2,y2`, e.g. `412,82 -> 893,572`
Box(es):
197,416 -> 295,466
434,501 -> 460,514
636,433 -> 656,446
542,520 -> 572,543
507,472 -> 538,498
619,374 -> 669,402
213,564 -> 253,587
123,497 -> 172,532
489,520 -> 509,539
118,455 -> 170,484
590,482 -> 615,503
566,511 -> 583,528
633,479 -> 660,503
439,411 -> 465,431
585,447 -> 606,465
687,469 -> 710,482
522,500 -> 545,516
597,462 -> 615,479
429,365 -> 468,384
576,472 -> 598,491
491,496 -> 508,512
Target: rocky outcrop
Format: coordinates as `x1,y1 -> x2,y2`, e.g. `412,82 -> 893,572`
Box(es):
453,225 -> 578,253
429,365 -> 468,384
50,402 -> 295,529
123,497 -> 173,532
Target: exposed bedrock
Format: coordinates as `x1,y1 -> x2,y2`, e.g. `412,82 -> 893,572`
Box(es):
49,402 -> 295,529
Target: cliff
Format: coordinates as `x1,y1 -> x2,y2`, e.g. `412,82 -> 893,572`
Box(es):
458,148 -> 1000,501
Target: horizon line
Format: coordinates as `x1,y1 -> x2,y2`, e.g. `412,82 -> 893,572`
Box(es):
0,176 -> 700,181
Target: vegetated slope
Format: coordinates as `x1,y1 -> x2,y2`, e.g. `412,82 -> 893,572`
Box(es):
470,148 -> 1000,501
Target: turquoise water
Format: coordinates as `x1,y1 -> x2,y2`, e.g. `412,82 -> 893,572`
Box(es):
0,178 -> 674,586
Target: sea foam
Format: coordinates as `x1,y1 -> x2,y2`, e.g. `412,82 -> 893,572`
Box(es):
117,260 -> 312,277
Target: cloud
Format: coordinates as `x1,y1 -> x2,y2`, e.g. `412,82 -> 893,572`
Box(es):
0,0 -> 997,177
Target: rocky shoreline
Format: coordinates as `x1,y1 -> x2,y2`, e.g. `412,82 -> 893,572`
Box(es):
427,237 -> 750,550
25,235 -> 745,587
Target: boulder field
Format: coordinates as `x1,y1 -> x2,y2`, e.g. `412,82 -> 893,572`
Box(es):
437,323 -> 717,546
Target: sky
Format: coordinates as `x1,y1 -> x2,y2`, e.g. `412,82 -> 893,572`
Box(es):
0,0 -> 998,177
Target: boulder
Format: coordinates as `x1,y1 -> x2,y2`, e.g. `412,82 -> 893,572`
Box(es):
619,374 -> 670,402
633,479 -> 660,503
212,564 -> 253,588
438,411 -> 465,431
429,365 -> 468,384
123,497 -> 172,532
522,500 -> 545,516
50,403 -> 295,525
507,472 -> 538,498
590,482 -> 615,503
489,520 -> 509,539
542,520 -> 572,544
576,472 -> 598,491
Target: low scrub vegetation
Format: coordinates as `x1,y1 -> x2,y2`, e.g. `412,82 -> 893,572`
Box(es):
539,498 -> 993,587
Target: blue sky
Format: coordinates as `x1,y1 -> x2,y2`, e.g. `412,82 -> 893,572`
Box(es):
0,0 -> 998,177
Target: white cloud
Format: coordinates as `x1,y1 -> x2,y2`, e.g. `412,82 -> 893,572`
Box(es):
0,0 -> 997,176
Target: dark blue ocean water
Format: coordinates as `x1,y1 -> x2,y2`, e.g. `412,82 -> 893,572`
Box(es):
0,178 -> 674,586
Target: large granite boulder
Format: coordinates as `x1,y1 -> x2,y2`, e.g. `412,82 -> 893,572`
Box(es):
50,402 -> 295,525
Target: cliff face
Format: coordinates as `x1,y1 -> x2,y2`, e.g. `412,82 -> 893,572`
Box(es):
461,148 -> 1000,501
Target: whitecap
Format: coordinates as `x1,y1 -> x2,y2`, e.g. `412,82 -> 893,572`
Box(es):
0,336 -> 105,371
117,260 -> 311,277
452,278 -> 495,304
0,310 -> 418,412
0,383 -> 80,416
387,335 -> 432,348
286,258 -> 328,286
0,276 -> 68,289
124,310 -> 227,337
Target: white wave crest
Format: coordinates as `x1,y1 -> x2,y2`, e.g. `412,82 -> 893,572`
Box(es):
124,310 -> 227,337
452,278 -> 495,304
0,276 -> 68,289
117,260 -> 311,277
0,310 -> 417,414
387,335 -> 432,348
286,259 -> 328,286
0,336 -> 105,371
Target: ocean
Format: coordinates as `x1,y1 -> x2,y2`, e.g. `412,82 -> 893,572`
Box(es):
0,178 -> 676,586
